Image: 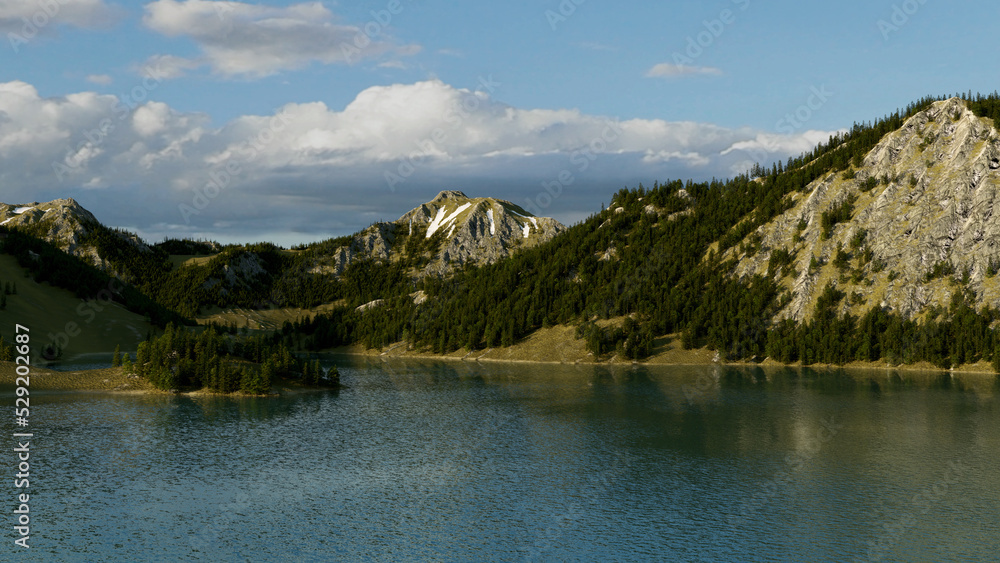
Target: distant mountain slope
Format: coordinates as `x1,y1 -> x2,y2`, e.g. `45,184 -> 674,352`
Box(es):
728,97 -> 1000,321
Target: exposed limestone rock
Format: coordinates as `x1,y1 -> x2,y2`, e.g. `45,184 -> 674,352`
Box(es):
728,98 -> 1000,322
356,299 -> 385,313
0,198 -> 98,254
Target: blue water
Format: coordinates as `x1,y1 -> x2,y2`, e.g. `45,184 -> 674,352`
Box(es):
7,359 -> 1000,561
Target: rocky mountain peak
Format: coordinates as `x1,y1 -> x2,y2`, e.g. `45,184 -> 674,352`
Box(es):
318,191 -> 566,277
1,198 -> 100,251
0,198 -> 155,275
431,190 -> 469,202
729,97 -> 1000,322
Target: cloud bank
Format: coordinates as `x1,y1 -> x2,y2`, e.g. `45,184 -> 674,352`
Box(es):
0,79 -> 839,245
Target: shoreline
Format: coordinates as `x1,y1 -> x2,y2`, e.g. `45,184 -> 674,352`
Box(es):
322,341 -> 1000,378
0,363 -> 339,395
3,343 -> 997,393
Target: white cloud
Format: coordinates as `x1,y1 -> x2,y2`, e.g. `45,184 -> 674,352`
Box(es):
138,54 -> 204,80
0,79 -> 837,242
645,63 -> 723,78
720,130 -> 839,157
85,74 -> 113,85
0,0 -> 120,32
642,150 -> 711,166
142,0 -> 420,78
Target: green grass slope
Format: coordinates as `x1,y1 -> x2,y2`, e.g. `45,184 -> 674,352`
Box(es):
0,254 -> 155,361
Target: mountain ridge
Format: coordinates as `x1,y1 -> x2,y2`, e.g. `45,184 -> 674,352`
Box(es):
0,190 -> 565,319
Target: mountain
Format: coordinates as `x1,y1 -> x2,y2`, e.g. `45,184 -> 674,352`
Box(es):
285,93 -> 1000,368
0,197 -> 153,273
0,198 -> 100,254
313,190 -> 565,277
728,97 -> 1000,321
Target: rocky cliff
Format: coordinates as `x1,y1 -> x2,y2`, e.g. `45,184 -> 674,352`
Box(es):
728,97 -> 1000,321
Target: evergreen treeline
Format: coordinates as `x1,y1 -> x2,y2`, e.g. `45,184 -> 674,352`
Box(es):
152,238 -> 219,255
76,227 -> 363,317
129,323 -> 339,393
766,286 -> 1000,370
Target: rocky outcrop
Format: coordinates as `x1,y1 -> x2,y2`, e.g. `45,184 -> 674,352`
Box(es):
728,98 -> 1000,322
0,198 -> 163,276
0,198 -> 98,253
321,190 -> 565,277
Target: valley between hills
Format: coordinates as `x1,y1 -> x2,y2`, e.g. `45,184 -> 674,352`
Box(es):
7,94 -> 1000,392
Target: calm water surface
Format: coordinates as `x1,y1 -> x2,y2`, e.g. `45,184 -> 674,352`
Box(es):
8,359 -> 1000,562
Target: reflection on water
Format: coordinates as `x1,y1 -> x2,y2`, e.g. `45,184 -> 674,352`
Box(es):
9,357 -> 1000,561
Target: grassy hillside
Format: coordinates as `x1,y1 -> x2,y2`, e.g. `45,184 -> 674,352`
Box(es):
0,254 -> 155,361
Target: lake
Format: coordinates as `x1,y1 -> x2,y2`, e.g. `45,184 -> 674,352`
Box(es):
10,358 -> 1000,561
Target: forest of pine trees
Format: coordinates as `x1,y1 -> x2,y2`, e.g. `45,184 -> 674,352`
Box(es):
127,323 -> 339,394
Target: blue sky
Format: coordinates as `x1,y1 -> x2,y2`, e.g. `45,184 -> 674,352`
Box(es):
1,0 -> 997,245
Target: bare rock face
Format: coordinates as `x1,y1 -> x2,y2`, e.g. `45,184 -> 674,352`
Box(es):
323,190 -> 565,277
0,198 -> 98,252
728,98 -> 1000,322
0,198 -> 158,278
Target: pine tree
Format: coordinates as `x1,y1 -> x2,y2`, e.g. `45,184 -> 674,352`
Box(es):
136,341 -> 151,378
112,345 -> 122,367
